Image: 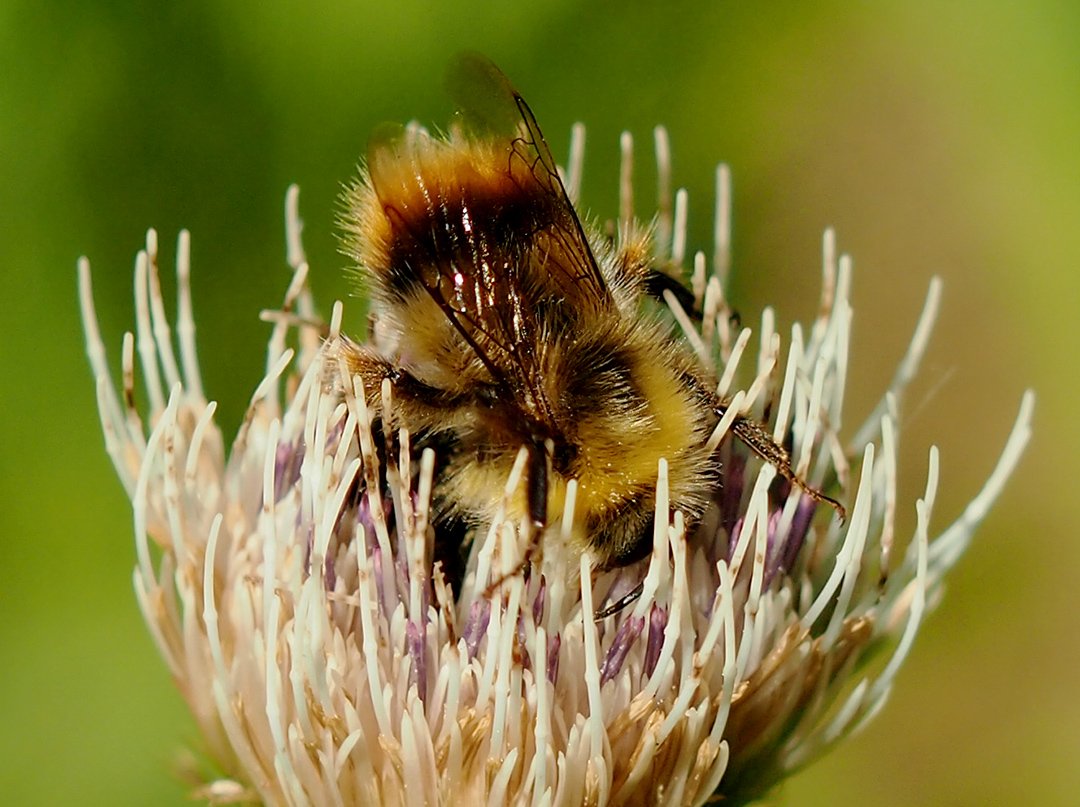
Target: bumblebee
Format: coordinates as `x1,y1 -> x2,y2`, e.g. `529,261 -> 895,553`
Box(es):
338,54 -> 842,602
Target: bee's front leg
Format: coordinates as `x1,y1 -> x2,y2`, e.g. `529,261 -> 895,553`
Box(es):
515,438 -> 552,577
524,439 -> 551,533
481,438 -> 550,599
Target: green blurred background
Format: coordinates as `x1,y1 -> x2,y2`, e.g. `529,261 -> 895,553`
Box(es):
1,2 -> 1072,804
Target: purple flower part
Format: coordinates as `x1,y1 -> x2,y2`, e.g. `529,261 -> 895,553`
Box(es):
324,552 -> 337,593
720,452 -> 747,535
777,498 -> 817,579
421,573 -> 432,620
406,620 -> 428,704
600,570 -> 643,616
643,604 -> 667,679
762,508 -> 785,589
353,491 -> 394,548
273,439 -> 304,502
371,544 -> 387,614
312,416 -> 347,485
726,517 -> 744,564
771,477 -> 793,508
354,497 -> 376,548
300,521 -> 314,575
694,505 -> 728,573
546,633 -> 561,684
393,542 -> 410,605
516,603 -> 530,657
515,639 -> 531,673
600,615 -> 645,686
462,599 -> 491,660
532,576 -> 547,625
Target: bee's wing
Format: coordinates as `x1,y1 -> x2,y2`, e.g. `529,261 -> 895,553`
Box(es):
365,55 -> 613,423
445,52 -> 614,312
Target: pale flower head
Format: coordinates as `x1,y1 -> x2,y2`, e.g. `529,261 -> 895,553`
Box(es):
80,127 -> 1032,805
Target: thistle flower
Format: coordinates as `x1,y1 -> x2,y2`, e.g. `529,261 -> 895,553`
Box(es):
80,129 -> 1033,806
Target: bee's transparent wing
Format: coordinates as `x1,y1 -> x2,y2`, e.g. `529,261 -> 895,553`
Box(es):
445,52 -> 613,313
366,55 -> 613,423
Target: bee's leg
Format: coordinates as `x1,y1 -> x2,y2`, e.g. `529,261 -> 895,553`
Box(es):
643,266 -> 698,316
431,509 -> 470,600
592,515 -> 652,620
594,580 -> 644,621
336,341 -> 481,594
644,265 -> 745,333
510,440 -> 550,579
525,440 -> 549,534
482,439 -> 549,598
723,404 -> 848,523
607,222 -> 699,317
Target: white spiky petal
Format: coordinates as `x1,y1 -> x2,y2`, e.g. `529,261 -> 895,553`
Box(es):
80,135 -> 1033,807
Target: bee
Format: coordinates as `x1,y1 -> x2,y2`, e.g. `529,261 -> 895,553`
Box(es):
337,54 -> 843,609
